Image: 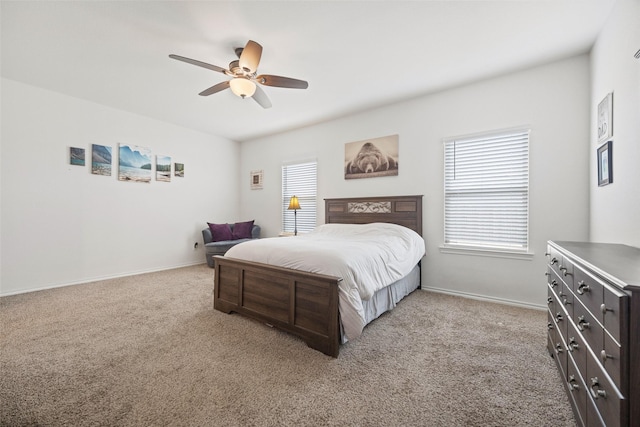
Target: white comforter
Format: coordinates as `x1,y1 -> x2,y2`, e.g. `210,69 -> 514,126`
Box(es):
224,222 -> 426,340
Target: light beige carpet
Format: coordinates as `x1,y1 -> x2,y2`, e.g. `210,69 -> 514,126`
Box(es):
1,264 -> 574,426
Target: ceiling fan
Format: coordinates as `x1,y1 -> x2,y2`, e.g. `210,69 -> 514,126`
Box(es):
169,40 -> 308,109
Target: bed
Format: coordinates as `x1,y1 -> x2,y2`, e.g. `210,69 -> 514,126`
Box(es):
213,195 -> 424,357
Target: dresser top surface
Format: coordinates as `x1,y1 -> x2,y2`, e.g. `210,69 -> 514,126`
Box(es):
549,241 -> 640,291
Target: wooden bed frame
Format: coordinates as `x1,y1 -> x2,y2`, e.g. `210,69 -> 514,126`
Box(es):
213,195 -> 423,357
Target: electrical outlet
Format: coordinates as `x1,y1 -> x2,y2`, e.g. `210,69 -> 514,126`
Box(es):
194,242 -> 199,249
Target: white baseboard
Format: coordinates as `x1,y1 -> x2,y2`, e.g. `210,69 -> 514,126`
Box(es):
4,267 -> 546,313
420,285 -> 546,311
0,261 -> 207,297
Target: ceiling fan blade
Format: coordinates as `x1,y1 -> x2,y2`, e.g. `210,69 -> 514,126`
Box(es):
199,81 -> 230,96
252,85 -> 272,109
257,74 -> 308,89
238,40 -> 262,74
169,54 -> 227,74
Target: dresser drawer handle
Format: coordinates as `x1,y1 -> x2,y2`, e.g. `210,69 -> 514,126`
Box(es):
550,280 -> 558,288
577,281 -> 590,295
600,304 -> 613,315
600,350 -> 613,363
577,315 -> 589,331
568,375 -> 580,391
555,343 -> 564,354
556,312 -> 564,322
559,266 -> 572,277
547,322 -> 554,330
568,337 -> 579,352
590,377 -> 607,399
547,296 -> 553,305
558,291 -> 570,306
550,257 -> 559,265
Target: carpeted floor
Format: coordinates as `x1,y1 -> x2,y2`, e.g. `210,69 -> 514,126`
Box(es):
0,264 -> 575,426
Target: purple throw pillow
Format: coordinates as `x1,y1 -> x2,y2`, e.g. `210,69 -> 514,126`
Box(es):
207,222 -> 233,242
232,220 -> 254,240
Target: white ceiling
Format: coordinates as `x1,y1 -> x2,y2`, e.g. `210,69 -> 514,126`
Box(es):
1,0 -> 616,142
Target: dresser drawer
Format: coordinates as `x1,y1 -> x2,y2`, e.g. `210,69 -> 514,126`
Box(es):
551,268 -> 575,312
553,337 -> 568,379
573,301 -> 603,355
567,356 -> 587,427
574,266 -> 605,325
547,267 -> 562,298
558,286 -> 574,319
549,308 -> 568,378
602,286 -> 628,345
586,397 -> 606,427
547,312 -> 555,357
549,291 -> 568,342
567,321 -> 587,379
547,246 -> 563,277
587,351 -> 626,427
602,331 -> 623,392
558,258 -> 574,290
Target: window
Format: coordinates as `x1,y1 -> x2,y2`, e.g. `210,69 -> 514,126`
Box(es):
443,128 -> 529,253
282,160 -> 317,234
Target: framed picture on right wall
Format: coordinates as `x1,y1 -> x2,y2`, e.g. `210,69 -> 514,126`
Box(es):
597,92 -> 613,143
597,140 -> 613,186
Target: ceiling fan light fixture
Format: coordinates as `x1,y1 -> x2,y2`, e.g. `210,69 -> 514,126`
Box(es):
169,39 -> 308,109
229,78 -> 256,98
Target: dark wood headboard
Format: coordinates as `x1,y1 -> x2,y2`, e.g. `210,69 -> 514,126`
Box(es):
324,195 -> 423,235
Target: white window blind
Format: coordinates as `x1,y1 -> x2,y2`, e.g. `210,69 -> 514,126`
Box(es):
444,129 -> 529,251
282,161 -> 317,234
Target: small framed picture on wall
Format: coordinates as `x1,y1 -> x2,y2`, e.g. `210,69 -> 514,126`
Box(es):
69,147 -> 85,166
597,92 -> 613,143
250,170 -> 263,190
597,141 -> 613,187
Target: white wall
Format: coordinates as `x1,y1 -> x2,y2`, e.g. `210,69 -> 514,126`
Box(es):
239,55 -> 591,308
590,0 -> 640,247
0,79 -> 240,295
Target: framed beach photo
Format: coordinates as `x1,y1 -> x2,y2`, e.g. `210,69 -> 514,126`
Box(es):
597,141 -> 613,186
156,155 -> 171,182
118,144 -> 152,183
91,144 -> 112,176
69,147 -> 85,166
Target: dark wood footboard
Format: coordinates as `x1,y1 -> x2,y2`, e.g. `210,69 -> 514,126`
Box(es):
214,255 -> 342,357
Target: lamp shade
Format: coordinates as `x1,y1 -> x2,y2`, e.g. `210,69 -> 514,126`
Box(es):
229,78 -> 256,98
287,195 -> 300,210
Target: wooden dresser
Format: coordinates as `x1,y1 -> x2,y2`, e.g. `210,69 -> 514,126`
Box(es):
546,241 -> 640,426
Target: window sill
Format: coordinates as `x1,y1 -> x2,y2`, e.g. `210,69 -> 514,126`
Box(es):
439,245 -> 534,261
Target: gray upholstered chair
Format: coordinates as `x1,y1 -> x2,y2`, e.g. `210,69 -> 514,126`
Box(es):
202,224 -> 260,267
